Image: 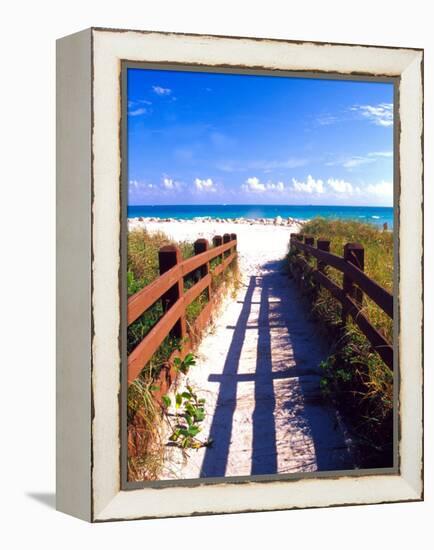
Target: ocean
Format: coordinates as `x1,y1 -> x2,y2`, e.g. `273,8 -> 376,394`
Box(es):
128,204 -> 394,228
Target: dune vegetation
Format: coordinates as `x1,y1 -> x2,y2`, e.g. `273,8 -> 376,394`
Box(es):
127,228 -> 239,481
288,218 -> 394,468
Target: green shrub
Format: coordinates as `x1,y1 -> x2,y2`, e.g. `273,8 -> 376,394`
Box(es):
300,218 -> 393,340
289,218 -> 394,467
127,228 -> 239,480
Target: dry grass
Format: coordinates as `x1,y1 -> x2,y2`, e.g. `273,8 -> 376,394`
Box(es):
301,218 -> 393,340
127,373 -> 165,481
127,227 -> 239,481
288,218 -> 394,467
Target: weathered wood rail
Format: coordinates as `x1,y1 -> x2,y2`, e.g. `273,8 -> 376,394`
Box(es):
289,233 -> 393,370
128,233 -> 237,386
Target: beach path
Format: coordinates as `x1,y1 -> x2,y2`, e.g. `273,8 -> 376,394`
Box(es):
142,221 -> 355,479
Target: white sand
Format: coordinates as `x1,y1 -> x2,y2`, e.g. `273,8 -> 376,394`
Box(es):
160,272 -> 354,480
128,219 -> 300,280
128,218 -> 354,479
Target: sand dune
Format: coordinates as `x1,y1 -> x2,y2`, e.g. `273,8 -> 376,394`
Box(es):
132,219 -> 355,479
128,219 -> 300,280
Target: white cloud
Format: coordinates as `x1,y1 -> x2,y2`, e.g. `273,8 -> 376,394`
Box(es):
292,175 -> 325,194
128,179 -> 156,202
194,178 -> 216,192
242,177 -> 287,193
128,107 -> 148,117
128,99 -> 152,108
327,178 -> 353,194
129,179 -> 154,190
161,176 -> 183,191
327,151 -> 393,170
267,181 -> 285,192
370,151 -> 393,158
342,156 -> 376,169
129,177 -> 185,201
365,181 -> 393,198
153,85 -> 172,96
243,176 -> 267,192
351,103 -> 393,127
163,177 -> 175,190
289,174 -> 392,204
128,98 -> 152,116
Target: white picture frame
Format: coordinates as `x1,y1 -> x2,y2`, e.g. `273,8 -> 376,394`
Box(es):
56,27 -> 423,522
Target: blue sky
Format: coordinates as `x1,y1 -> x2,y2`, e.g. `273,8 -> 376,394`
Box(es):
127,68 -> 394,207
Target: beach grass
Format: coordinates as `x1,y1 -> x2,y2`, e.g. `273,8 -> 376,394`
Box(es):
289,218 -> 394,467
127,227 -> 239,480
301,218 -> 393,340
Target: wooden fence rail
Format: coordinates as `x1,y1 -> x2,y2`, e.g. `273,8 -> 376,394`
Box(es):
290,234 -> 393,370
127,234 -> 237,385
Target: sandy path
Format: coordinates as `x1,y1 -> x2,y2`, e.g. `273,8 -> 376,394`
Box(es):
136,221 -> 355,479
129,219 -> 297,283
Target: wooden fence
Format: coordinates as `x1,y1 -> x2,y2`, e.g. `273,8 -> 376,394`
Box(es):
289,233 -> 393,370
127,233 -> 237,388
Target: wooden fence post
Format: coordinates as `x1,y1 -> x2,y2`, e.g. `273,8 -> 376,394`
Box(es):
304,236 -> 314,260
342,242 -> 365,323
194,238 -> 209,278
194,238 -> 211,301
317,239 -> 330,272
158,245 -> 187,340
230,233 -> 237,252
212,235 -> 222,247
223,233 -> 231,258
213,235 -> 223,264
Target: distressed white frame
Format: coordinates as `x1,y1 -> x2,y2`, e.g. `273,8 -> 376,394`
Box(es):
56,27 -> 423,522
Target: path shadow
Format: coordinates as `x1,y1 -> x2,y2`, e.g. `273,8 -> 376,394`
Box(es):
200,276 -> 257,477
200,258 -> 354,478
251,279 -> 277,474
259,259 -> 354,472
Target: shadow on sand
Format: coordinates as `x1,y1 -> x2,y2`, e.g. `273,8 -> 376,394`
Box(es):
200,258 -> 354,478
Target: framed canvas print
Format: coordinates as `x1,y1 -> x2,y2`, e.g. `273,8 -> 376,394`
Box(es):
56,27 -> 423,522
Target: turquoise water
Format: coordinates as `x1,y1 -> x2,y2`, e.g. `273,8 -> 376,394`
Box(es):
128,204 -> 394,228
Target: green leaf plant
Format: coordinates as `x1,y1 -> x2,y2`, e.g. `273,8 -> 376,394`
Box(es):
162,353 -> 213,450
